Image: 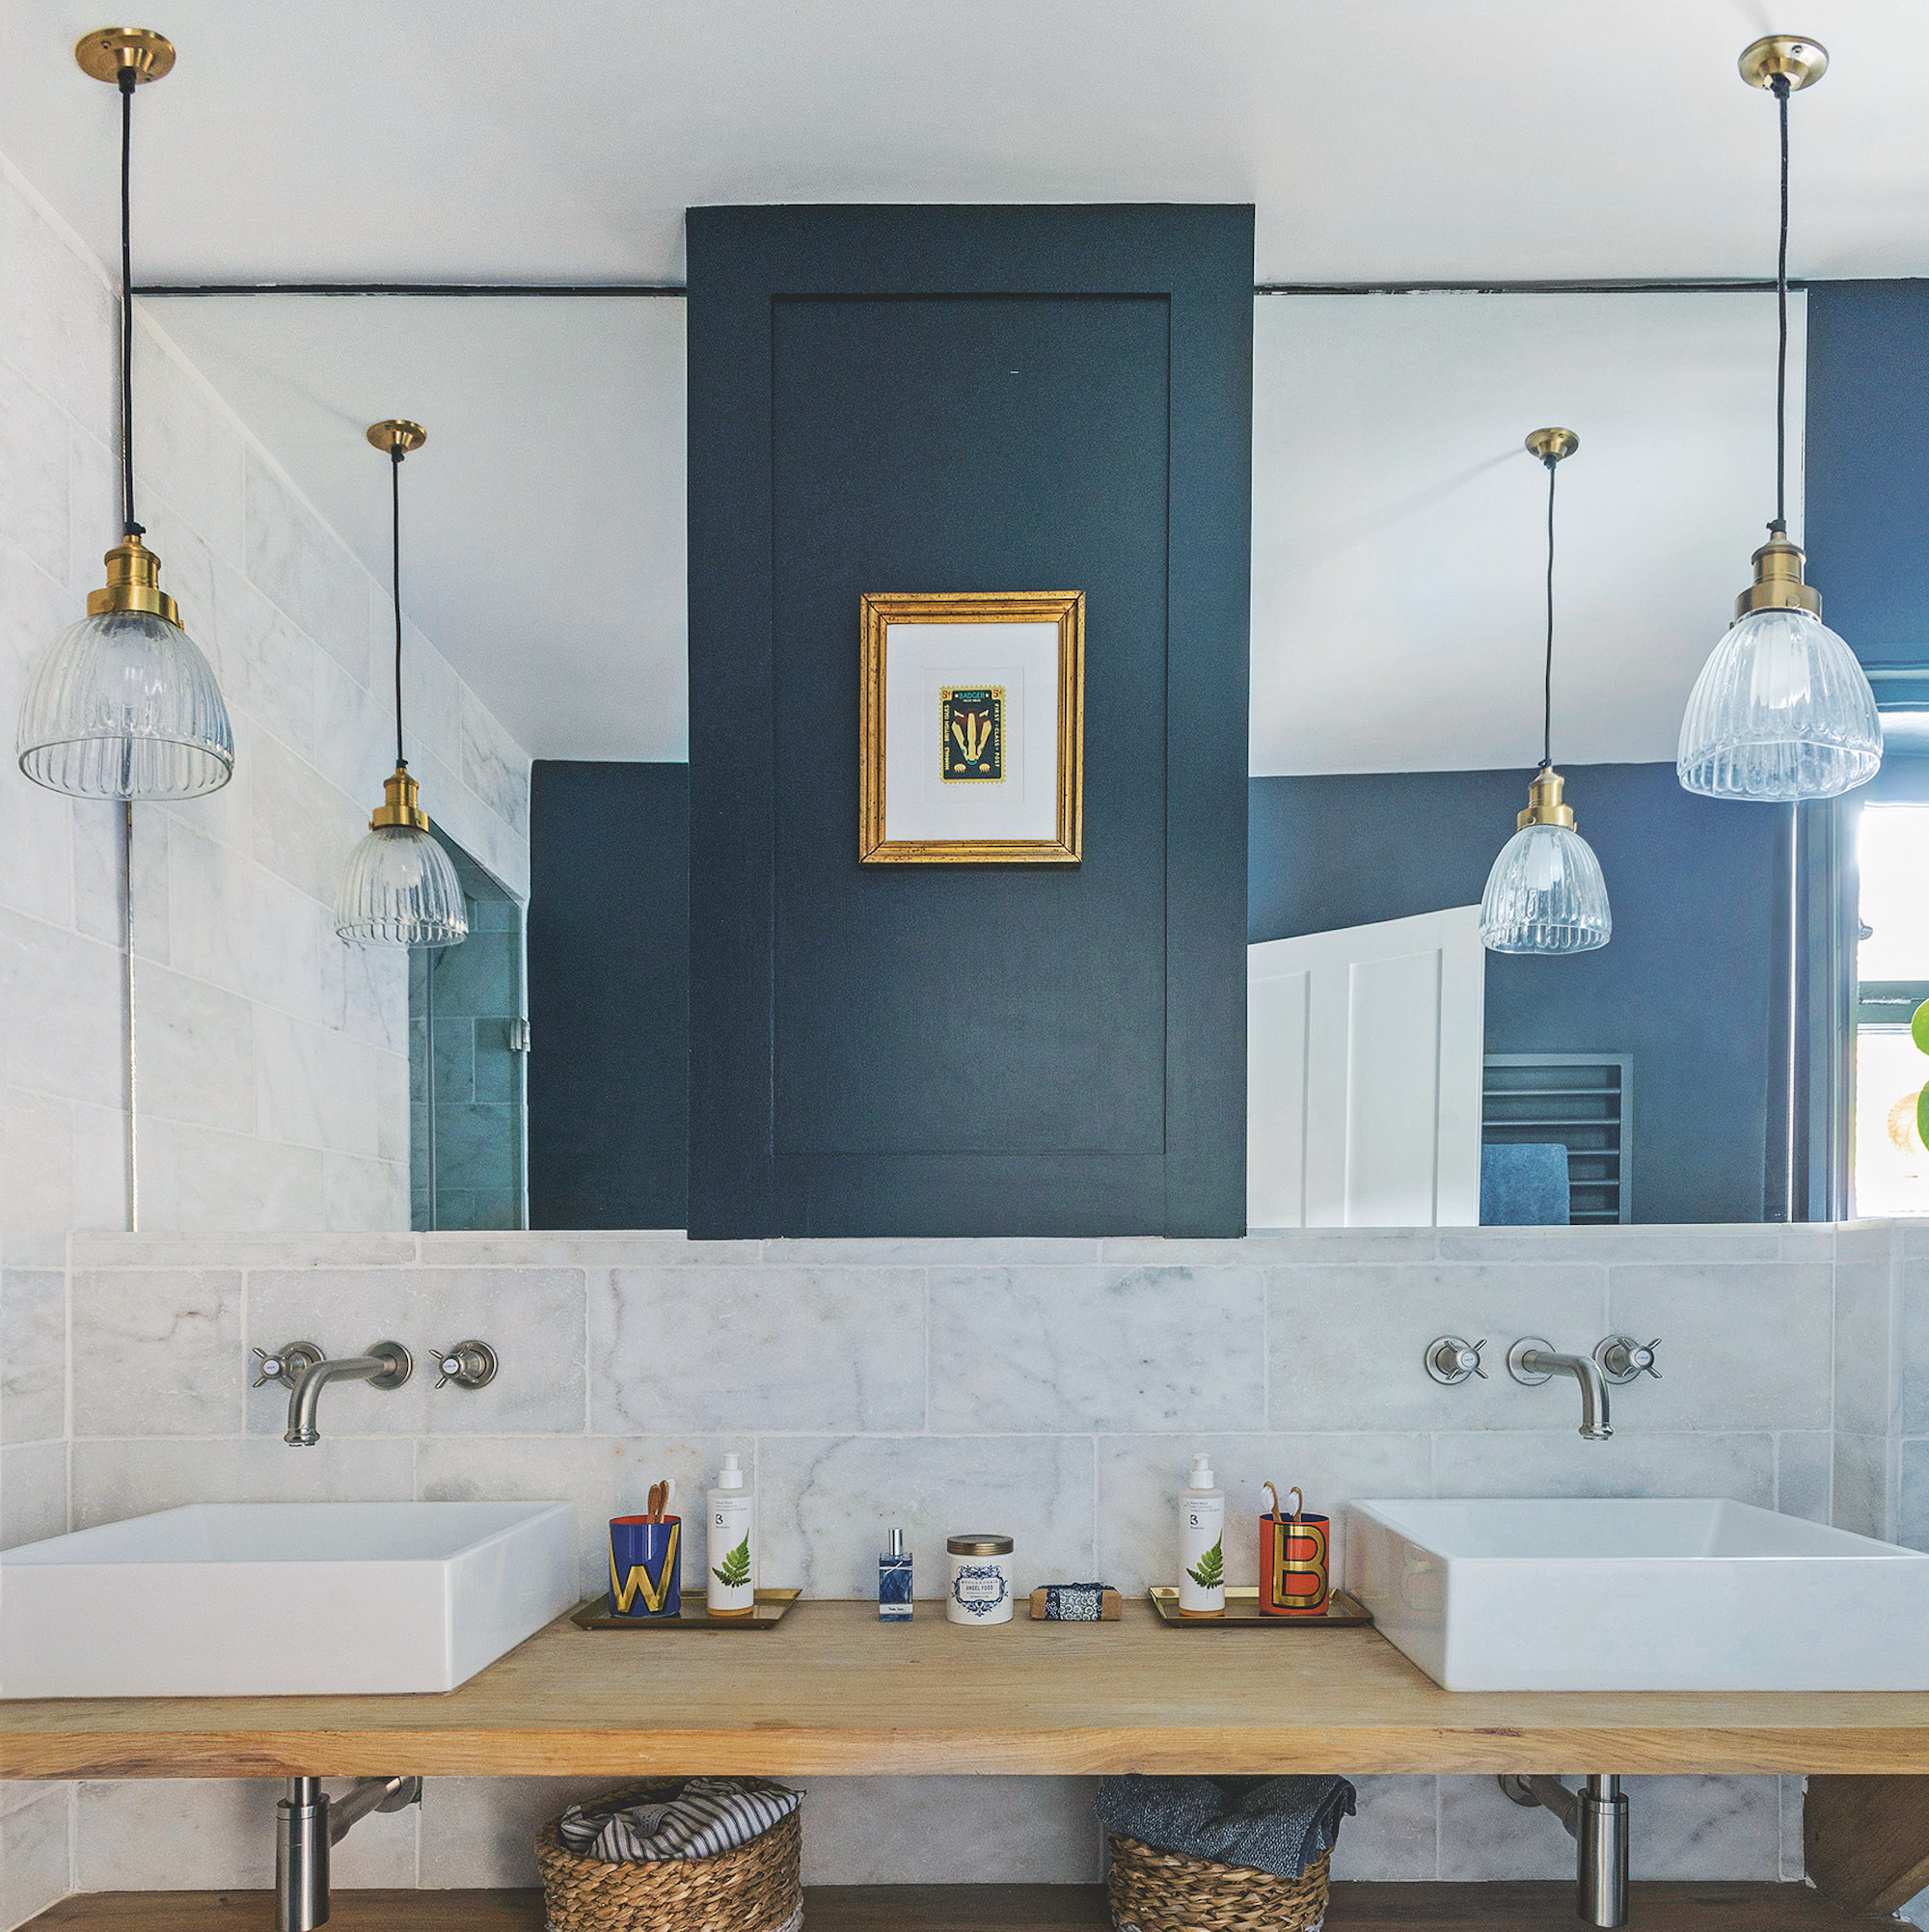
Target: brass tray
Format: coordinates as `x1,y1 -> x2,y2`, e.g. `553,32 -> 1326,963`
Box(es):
1148,1586 -> 1372,1628
571,1588 -> 801,1631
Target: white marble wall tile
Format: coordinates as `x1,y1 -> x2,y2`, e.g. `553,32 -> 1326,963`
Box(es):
417,1776 -> 608,1888
1834,1432 -> 1890,1540
70,1435 -> 413,1528
0,1782 -> 69,1932
1775,1430 -> 1832,1524
756,1434 -> 1096,1598
151,1122 -> 327,1234
1900,1262 -> 1929,1437
1105,1233 -> 1437,1265
459,685 -> 530,838
1836,1255 -> 1897,1437
0,906 -> 123,1109
1439,1774 -> 1779,1882
793,1776 -> 1103,1884
771,1238 -> 1100,1265
1327,1775 -> 1438,1881
244,1267 -> 585,1436
74,1779 -> 415,1890
0,155 -> 119,428
1431,1431 -> 1776,1507
326,933 -> 410,1060
70,1267 -> 241,1436
416,1434 -> 742,1597
1097,1432 -> 1431,1595
248,727 -> 364,907
1,1268 -> 64,1444
0,1441 -> 67,1549
593,1267 -> 925,1434
311,647 -> 394,817
243,449 -> 370,686
1268,1264 -> 1606,1432
401,615 -> 461,777
0,1782 -> 59,1820
0,360 -> 70,610
64,419 -> 116,600
419,1233 -> 758,1266
131,323 -> 247,571
164,821 -> 324,1020
68,1101 -> 129,1243
210,562 -> 315,759
322,1152 -> 409,1233
930,1265 -> 1264,1433
1778,1226 -> 1839,1263
1834,1224 -> 1898,1264
0,546 -> 80,933
70,1231 -> 416,1267
254,1006 -> 381,1156
1898,1437 -> 1929,1551
69,797 -> 164,959
1606,1264 -> 1832,1431
1436,1227 -> 1783,1265
134,965 -> 255,1136
0,1088 -> 76,1269
130,497 -> 218,662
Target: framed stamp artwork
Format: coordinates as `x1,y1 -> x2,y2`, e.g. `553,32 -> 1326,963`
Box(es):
858,590 -> 1084,863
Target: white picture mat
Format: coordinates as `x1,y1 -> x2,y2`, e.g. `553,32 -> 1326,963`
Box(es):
882,621 -> 1061,842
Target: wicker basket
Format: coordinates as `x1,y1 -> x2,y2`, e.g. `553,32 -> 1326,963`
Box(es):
1106,1832 -> 1330,1932
535,1780 -> 802,1932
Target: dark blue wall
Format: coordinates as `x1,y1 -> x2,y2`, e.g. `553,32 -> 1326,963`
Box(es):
1249,763 -> 1781,1224
528,761 -> 690,1229
687,205 -> 1254,1238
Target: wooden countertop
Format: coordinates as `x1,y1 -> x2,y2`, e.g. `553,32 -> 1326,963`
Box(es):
8,1598 -> 1929,1781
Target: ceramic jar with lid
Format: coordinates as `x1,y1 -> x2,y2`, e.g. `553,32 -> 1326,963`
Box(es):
945,1533 -> 1015,1625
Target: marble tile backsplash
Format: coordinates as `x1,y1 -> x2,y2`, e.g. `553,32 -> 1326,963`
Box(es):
14,1219 -> 1896,1907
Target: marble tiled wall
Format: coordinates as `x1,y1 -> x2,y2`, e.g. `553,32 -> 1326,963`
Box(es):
0,150 -> 531,1924
23,1219 -> 1863,1902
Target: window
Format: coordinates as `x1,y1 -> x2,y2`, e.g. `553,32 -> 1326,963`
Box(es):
1853,805 -> 1929,1216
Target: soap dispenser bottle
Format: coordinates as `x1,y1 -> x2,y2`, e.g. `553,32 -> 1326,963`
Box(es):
1178,1453 -> 1226,1619
706,1453 -> 756,1619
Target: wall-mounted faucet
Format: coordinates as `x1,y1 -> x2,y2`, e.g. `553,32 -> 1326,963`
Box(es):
256,1341 -> 412,1447
1507,1337 -> 1612,1440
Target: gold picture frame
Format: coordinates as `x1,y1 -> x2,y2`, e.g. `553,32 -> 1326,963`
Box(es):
859,590 -> 1084,864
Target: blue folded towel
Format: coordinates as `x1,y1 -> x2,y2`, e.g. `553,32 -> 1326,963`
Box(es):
1098,1775 -> 1356,1881
1481,1142 -> 1570,1226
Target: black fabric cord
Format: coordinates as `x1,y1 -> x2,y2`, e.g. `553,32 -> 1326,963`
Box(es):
391,445 -> 406,770
118,68 -> 142,538
1772,73 -> 1790,534
1539,453 -> 1557,772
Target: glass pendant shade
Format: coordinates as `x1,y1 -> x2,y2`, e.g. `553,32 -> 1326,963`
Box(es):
333,821 -> 467,949
1481,812 -> 1613,957
16,606 -> 233,800
1676,605 -> 1882,802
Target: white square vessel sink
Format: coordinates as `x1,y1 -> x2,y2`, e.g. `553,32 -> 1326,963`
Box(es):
1348,1497 -> 1929,1692
1,1501 -> 578,1699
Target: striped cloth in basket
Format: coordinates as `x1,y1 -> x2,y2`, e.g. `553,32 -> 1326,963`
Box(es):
557,1778 -> 801,1864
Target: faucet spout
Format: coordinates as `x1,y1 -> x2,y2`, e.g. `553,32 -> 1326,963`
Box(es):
284,1344 -> 412,1446
1507,1339 -> 1612,1440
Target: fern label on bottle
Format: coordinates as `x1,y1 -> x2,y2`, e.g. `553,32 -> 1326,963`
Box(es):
706,1454 -> 757,1618
1178,1454 -> 1226,1618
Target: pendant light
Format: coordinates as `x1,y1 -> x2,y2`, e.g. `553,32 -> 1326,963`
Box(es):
1480,429 -> 1612,956
15,30 -> 232,799
332,422 -> 467,949
1676,36 -> 1881,803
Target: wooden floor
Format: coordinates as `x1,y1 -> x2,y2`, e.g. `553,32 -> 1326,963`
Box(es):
20,1883 -> 1901,1929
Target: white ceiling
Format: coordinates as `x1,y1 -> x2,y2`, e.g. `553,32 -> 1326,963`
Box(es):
2,2 -> 1916,764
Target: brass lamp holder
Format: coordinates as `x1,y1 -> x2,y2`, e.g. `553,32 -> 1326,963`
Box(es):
367,421 -> 427,455
368,764 -> 430,834
1738,34 -> 1828,92
1525,427 -> 1579,465
1734,529 -> 1822,622
85,532 -> 179,626
1518,767 -> 1577,831
74,27 -> 175,83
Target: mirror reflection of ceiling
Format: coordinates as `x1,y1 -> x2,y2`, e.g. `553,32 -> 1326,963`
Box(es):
6,0 -> 1924,764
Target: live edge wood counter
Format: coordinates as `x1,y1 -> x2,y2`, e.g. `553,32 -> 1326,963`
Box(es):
9,1598 -> 1929,1782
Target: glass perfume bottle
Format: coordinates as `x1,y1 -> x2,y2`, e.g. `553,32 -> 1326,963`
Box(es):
879,1527 -> 912,1620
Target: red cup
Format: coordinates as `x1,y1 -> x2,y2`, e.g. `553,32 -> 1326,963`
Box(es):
1261,1510 -> 1330,1617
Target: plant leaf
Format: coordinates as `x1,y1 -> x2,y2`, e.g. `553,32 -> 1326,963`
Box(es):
1185,1535 -> 1224,1591
713,1534 -> 752,1590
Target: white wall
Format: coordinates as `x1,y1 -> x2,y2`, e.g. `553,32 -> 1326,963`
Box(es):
0,151 -> 530,1923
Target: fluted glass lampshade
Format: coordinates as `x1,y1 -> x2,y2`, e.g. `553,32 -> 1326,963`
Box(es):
1677,606 -> 1882,802
1481,822 -> 1613,955
333,824 -> 468,948
16,607 -> 233,800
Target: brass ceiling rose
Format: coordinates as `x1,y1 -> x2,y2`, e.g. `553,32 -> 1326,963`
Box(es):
73,27 -> 176,83
1738,34 -> 1828,92
1524,427 -> 1579,464
367,420 -> 428,454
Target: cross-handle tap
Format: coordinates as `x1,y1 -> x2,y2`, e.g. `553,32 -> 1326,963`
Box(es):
433,1340 -> 498,1390
1507,1337 -> 1612,1440
284,1343 -> 412,1447
1594,1335 -> 1662,1383
1424,1336 -> 1487,1385
252,1341 -> 323,1390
